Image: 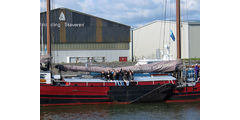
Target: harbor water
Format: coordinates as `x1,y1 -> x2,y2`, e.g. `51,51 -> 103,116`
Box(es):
40,102 -> 200,120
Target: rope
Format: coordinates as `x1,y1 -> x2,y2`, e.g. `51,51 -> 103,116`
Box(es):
130,83 -> 172,104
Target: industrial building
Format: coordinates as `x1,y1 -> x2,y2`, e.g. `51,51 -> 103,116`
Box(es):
132,20 -> 200,60
40,8 -> 130,63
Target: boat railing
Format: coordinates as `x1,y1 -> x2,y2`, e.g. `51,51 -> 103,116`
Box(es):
51,80 -> 71,86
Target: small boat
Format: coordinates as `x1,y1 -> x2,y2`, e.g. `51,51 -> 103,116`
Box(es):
166,81 -> 200,103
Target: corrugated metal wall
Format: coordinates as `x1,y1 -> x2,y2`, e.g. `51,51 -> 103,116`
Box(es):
133,21 -> 177,60
40,8 -> 130,45
189,24 -> 200,58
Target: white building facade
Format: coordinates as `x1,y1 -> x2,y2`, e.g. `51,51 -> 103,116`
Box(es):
132,20 -> 200,60
50,49 -> 129,63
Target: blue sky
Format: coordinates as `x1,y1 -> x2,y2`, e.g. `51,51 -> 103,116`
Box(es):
40,0 -> 200,28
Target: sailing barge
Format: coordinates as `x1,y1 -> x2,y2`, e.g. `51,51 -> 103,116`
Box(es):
41,72 -> 176,106
40,60 -> 200,106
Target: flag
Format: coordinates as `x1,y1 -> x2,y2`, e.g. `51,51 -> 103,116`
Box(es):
170,30 -> 175,41
45,45 -> 47,54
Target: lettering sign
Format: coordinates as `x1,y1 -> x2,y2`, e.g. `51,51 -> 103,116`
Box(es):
40,23 -> 85,28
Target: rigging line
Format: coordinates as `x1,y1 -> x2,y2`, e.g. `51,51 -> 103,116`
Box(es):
180,0 -> 183,23
41,24 -> 44,55
168,0 -> 171,46
162,0 -> 167,56
50,0 -> 51,10
169,0 -> 174,60
52,0 -> 54,9
55,0 -> 59,62
172,0 -> 175,58
159,0 -> 162,53
167,0 -> 171,59
169,0 -> 176,58
186,0 -> 189,21
51,32 -> 55,63
159,0 -> 165,57
52,0 -> 58,58
52,0 -> 57,63
166,0 -> 170,60
50,0 -> 54,63
182,0 -> 188,36
186,0 -> 190,59
50,0 -> 58,62
53,0 -> 55,9
182,0 -> 186,22
168,0 -> 172,59
186,0 -> 188,21
160,0 -> 164,56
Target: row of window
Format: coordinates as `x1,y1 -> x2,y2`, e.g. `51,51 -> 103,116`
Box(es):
40,43 -> 129,50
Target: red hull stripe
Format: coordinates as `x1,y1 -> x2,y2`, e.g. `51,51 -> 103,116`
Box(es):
165,98 -> 200,103
41,102 -> 130,106
40,97 -> 109,100
173,91 -> 200,95
174,93 -> 200,97
41,95 -> 108,98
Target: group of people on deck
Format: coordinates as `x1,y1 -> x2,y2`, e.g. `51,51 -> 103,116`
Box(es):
101,69 -> 134,81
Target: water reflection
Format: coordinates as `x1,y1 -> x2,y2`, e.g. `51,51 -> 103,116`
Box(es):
41,102 -> 200,120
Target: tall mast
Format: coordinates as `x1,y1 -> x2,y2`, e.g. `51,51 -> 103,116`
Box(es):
176,0 -> 181,59
46,0 -> 51,56
46,0 -> 52,70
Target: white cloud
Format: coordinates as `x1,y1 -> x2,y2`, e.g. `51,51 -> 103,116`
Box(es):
77,0 -> 95,13
54,4 -> 64,9
125,0 -> 152,7
40,0 -> 46,11
40,0 -> 200,27
152,0 -> 163,4
186,0 -> 200,11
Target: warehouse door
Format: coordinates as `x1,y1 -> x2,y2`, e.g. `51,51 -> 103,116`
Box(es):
119,57 -> 127,62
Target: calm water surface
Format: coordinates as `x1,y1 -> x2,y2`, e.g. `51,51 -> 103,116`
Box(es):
41,102 -> 200,120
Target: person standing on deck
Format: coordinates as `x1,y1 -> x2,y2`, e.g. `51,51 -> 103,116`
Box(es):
194,64 -> 200,81
123,70 -> 128,81
119,69 -> 124,80
115,70 -> 120,80
110,70 -> 114,80
129,70 -> 134,81
101,71 -> 106,80
106,70 -> 111,80
112,70 -> 116,80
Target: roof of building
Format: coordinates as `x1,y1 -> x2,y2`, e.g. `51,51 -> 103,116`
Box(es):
133,20 -> 200,31
40,7 -> 130,27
